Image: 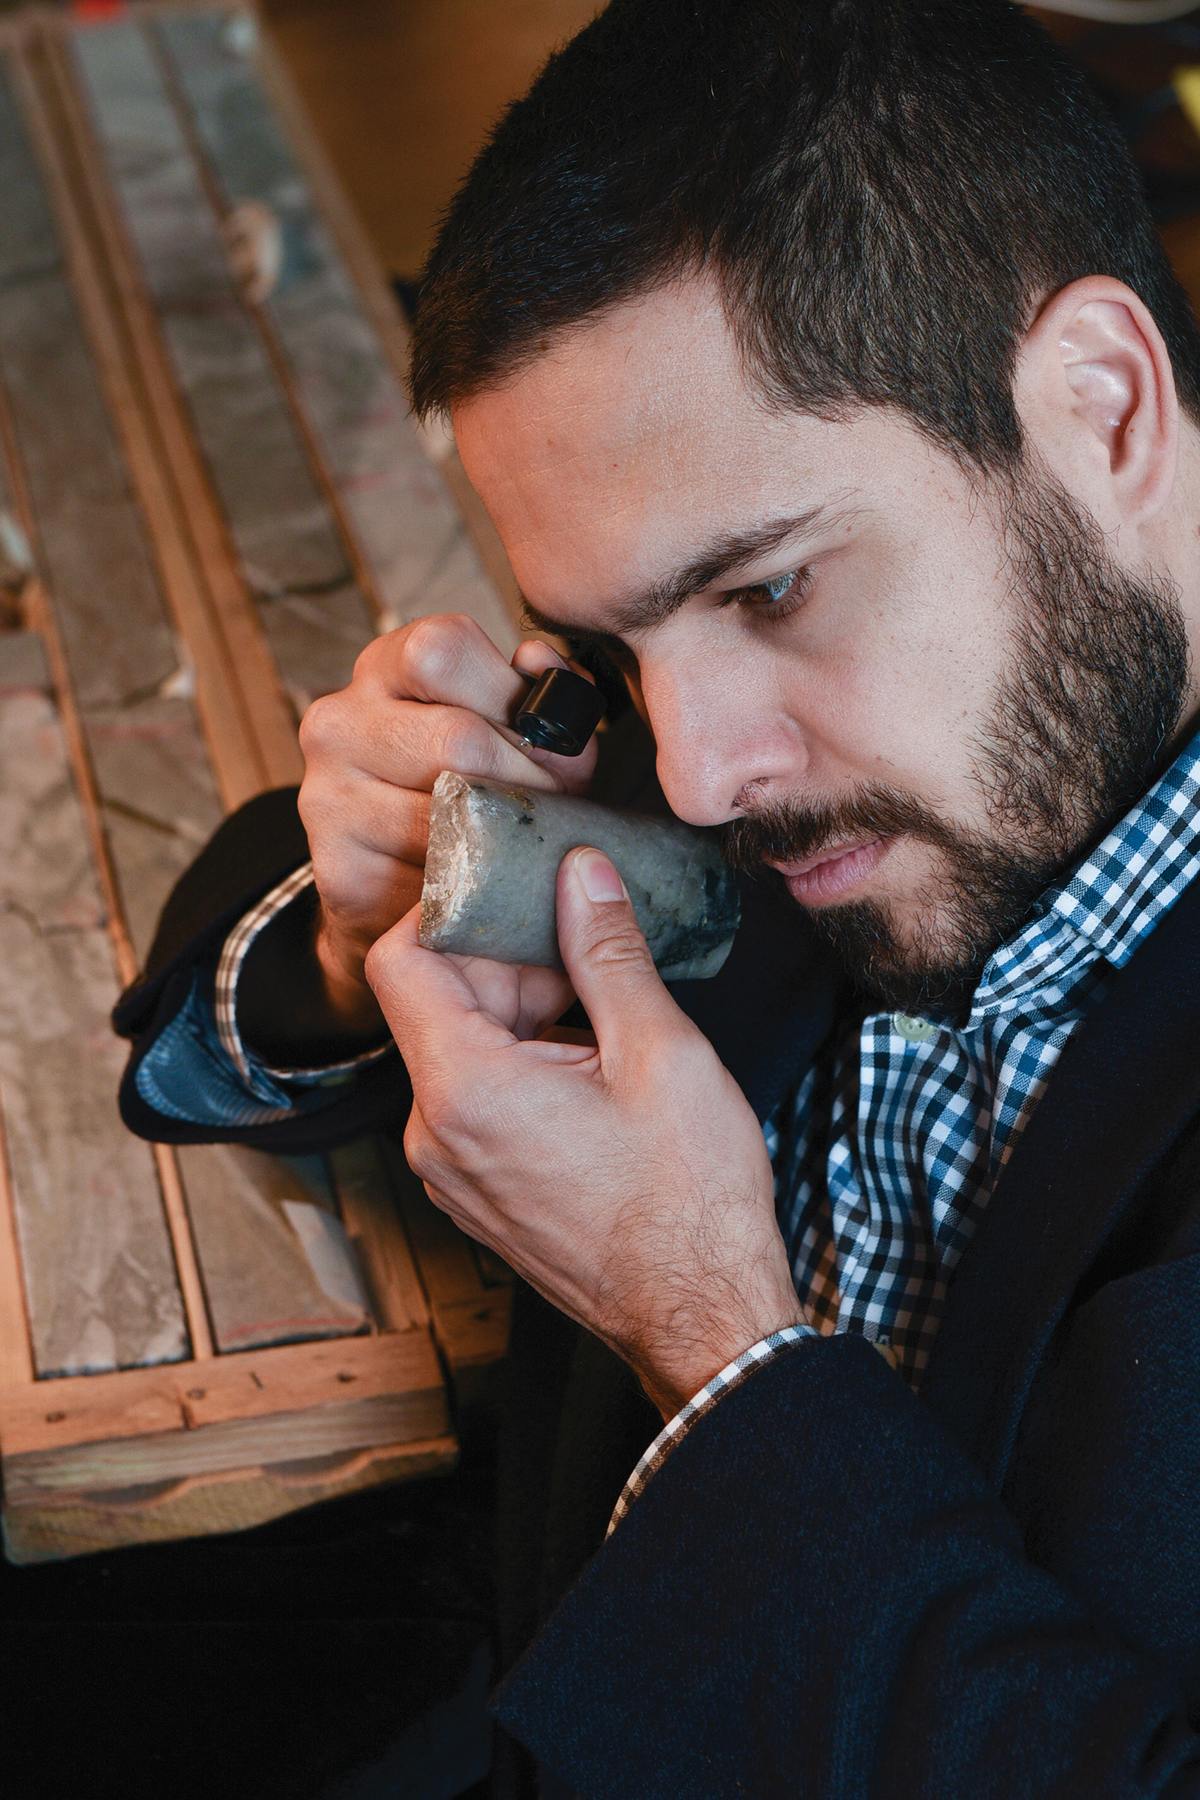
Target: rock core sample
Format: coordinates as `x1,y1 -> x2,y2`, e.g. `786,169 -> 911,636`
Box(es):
419,772 -> 740,981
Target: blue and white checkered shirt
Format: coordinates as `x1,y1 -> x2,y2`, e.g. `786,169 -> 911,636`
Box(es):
138,729 -> 1200,1534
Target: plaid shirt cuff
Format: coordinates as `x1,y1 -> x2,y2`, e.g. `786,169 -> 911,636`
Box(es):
607,1323 -> 820,1536
215,863 -> 392,1092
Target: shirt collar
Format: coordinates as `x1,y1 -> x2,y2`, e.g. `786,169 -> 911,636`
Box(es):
968,724 -> 1200,1024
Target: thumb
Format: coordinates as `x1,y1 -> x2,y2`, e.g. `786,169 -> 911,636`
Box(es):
555,847 -> 682,1052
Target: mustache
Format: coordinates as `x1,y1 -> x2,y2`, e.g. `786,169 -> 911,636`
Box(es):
720,784 -> 960,875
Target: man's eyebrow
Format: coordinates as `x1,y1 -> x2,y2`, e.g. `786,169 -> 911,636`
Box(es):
519,500 -> 856,642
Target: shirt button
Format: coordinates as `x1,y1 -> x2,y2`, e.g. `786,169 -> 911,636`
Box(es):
893,1012 -> 937,1043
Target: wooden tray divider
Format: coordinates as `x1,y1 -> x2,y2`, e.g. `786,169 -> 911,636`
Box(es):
243,8 -> 524,641
144,15 -> 389,637
31,23 -> 302,806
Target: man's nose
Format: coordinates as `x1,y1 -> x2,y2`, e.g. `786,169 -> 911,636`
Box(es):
640,657 -> 801,828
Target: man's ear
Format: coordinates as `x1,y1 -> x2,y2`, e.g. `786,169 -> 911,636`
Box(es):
1013,275 -> 1178,528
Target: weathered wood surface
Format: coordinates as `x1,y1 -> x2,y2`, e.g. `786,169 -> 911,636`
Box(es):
382,1141 -> 513,1394
0,52 -> 375,1356
330,1136 -> 432,1335
0,58 -> 224,961
2,1440 -> 451,1564
0,1329 -> 456,1559
72,17 -> 375,712
1,1326 -> 447,1459
155,9 -> 515,648
175,1144 -> 370,1352
0,5 -> 516,1559
0,632 -> 189,1377
21,30 -> 299,811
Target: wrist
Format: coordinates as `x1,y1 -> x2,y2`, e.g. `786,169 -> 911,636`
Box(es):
314,915 -> 386,1038
635,1293 -> 809,1422
237,895 -> 387,1064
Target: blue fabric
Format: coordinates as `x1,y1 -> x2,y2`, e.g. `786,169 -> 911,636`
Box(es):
134,970 -> 332,1127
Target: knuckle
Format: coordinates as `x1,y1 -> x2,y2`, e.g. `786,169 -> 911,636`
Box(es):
399,612 -> 478,695
350,633 -> 386,683
438,708 -> 495,774
362,935 -> 396,1000
402,1116 -> 437,1182
297,691 -> 342,761
295,779 -> 320,835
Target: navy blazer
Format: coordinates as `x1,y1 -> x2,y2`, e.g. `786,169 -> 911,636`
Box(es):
115,780 -> 1200,1797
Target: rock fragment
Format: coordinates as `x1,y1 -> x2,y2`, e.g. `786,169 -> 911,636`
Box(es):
420,772 -> 739,981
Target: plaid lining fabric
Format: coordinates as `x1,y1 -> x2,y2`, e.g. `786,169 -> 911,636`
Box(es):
607,728 -> 1200,1532
214,862 -> 391,1100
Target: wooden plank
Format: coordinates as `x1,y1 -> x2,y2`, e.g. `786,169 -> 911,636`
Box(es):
174,1143 -> 371,1352
435,1289 -> 514,1377
154,9 -> 517,647
0,49 -> 228,934
0,1085 -> 36,1391
378,1139 -> 513,1391
382,1138 -> 492,1312
331,1137 -> 431,1335
70,15 -> 376,712
2,1436 -> 455,1565
248,10 -> 522,642
30,25 -> 302,800
0,631 -> 190,1377
0,1328 -> 447,1458
6,1393 -> 443,1500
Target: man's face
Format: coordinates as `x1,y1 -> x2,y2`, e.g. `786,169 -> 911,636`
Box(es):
454,278 -> 1188,1012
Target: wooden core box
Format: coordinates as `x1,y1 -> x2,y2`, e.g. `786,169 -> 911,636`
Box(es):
0,1 -> 514,1562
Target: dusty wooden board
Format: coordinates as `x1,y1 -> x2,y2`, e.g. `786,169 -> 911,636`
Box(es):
17,30 -> 298,812
71,15 -> 375,711
330,1136 -> 432,1336
0,56 -> 223,960
155,8 -> 515,647
380,1140 -> 513,1396
0,632 -> 189,1377
175,1143 -> 370,1352
0,1315 -> 457,1563
2,1437 -> 453,1564
0,50 -> 379,1355
0,1328 -> 454,1527
0,1324 -> 444,1456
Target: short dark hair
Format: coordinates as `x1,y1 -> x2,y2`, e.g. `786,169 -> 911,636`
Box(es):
409,0 -> 1200,471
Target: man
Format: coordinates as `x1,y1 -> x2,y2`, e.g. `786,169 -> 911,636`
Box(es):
117,1 -> 1200,1791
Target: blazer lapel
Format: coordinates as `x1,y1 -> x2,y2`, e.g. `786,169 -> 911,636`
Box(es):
923,869 -> 1200,1485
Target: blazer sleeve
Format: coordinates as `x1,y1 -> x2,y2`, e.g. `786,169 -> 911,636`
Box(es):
111,786 -> 412,1152
494,1334 -> 1200,1799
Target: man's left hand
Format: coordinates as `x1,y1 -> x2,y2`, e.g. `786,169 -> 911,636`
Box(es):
365,846 -> 806,1418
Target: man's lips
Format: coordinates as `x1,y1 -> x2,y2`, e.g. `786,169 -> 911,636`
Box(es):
765,836 -> 892,906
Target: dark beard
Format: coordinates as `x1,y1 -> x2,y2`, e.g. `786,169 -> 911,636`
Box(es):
722,468 -> 1190,1015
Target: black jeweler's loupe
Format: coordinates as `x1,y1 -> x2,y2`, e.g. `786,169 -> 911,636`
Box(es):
515,666 -> 605,757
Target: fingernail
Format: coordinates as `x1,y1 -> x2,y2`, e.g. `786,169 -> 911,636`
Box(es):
575,848 -> 627,903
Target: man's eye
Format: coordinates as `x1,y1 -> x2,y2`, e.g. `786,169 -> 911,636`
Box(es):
728,567 -> 813,616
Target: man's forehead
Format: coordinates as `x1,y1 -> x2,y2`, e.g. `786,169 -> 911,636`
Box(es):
454,276 -> 752,461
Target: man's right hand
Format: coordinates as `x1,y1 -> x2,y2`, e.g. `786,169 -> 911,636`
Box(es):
296,612 -> 600,1040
